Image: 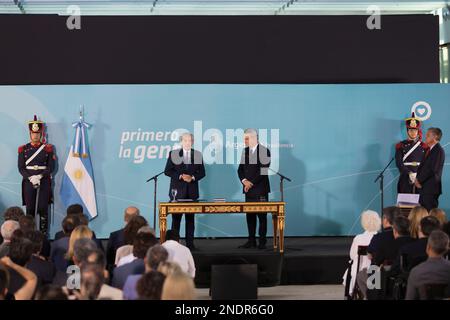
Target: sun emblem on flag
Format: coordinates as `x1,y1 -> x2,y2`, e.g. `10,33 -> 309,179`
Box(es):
73,169 -> 83,180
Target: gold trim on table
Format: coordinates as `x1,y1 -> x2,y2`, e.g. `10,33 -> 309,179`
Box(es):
158,201 -> 286,253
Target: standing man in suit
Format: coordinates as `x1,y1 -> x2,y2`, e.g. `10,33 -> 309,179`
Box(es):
238,129 -> 271,249
415,128 -> 445,211
164,132 -> 206,250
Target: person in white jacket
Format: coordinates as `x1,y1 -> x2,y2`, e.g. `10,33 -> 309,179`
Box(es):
343,210 -> 381,295
162,229 -> 196,278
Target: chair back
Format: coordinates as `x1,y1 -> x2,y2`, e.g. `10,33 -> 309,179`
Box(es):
418,283 -> 450,300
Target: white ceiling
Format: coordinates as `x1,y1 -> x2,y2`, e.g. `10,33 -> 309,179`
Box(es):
0,0 -> 447,15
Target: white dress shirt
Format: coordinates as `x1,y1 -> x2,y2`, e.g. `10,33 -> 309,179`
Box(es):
162,240 -> 196,278
116,253 -> 137,267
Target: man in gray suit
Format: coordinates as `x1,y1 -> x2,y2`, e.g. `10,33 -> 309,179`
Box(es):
405,230 -> 450,300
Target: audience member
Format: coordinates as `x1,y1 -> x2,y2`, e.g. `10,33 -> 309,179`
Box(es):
106,206 -> 140,268
50,215 -> 78,272
112,231 -> 156,290
395,216 -> 441,272
25,230 -> 56,289
0,256 -> 37,300
162,229 -> 196,278
84,249 -> 122,300
5,238 -> 36,297
161,272 -> 196,300
115,215 -> 148,265
0,220 -> 20,258
122,243 -> 168,300
54,204 -> 83,240
157,261 -> 183,277
65,225 -> 94,263
117,226 -> 156,267
429,208 -> 448,227
136,271 -> 165,300
3,206 -> 25,222
408,206 -> 429,239
343,210 -> 381,294
405,230 -> 450,300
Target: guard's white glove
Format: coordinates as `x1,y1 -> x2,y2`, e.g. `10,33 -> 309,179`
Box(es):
28,175 -> 42,186
409,172 -> 417,184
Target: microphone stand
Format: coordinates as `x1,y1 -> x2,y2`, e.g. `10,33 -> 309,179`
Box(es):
374,157 -> 394,230
269,168 -> 292,202
146,171 -> 165,229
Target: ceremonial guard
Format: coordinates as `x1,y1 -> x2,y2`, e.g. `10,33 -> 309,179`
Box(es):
18,115 -> 56,236
395,112 -> 428,194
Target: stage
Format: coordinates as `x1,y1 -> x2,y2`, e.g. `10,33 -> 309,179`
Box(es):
190,236 -> 352,288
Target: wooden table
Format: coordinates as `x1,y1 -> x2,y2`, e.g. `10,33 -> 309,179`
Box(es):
158,201 -> 286,253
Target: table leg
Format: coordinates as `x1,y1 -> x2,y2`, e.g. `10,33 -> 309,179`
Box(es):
278,206 -> 285,253
159,206 -> 167,244
272,213 -> 278,252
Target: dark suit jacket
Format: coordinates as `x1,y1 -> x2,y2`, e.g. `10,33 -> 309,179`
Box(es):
417,143 -> 445,195
50,237 -> 70,272
164,149 -> 206,200
111,258 -> 145,289
373,235 -> 415,266
106,228 -> 125,267
367,227 -> 394,255
391,237 -> 428,273
27,255 -> 56,289
238,144 -> 271,198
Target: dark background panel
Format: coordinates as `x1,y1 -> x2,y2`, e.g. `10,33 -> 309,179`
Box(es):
0,14 -> 439,84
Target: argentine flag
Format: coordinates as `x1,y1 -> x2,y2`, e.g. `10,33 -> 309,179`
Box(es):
60,110 -> 98,219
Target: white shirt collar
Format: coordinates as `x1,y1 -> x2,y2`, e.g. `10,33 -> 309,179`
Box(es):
250,144 -> 259,153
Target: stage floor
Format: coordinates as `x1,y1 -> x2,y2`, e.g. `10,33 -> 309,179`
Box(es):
190,237 -> 352,287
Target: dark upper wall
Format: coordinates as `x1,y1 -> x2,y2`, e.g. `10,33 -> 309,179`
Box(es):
0,14 -> 439,84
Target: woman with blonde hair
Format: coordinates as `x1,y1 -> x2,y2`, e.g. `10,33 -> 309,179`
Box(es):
157,261 -> 183,277
161,272 -> 196,300
408,206 -> 429,239
65,225 -> 93,262
429,208 -> 447,226
343,210 -> 381,295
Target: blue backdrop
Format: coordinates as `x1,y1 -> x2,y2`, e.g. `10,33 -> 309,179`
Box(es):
0,84 -> 449,239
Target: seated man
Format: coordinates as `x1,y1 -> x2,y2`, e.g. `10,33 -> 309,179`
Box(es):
405,230 -> 450,300
366,206 -> 398,259
393,216 -> 441,272
0,220 -> 20,258
162,229 -> 196,278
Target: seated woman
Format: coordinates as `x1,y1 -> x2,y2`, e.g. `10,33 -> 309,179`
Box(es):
343,210 -> 381,295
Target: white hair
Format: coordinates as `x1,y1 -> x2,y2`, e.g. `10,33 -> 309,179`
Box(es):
1,220 -> 20,241
179,132 -> 194,142
360,210 -> 381,233
244,128 -> 258,137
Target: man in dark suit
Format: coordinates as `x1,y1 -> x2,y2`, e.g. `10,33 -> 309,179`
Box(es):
238,129 -> 271,249
415,127 -> 445,211
367,206 -> 398,256
164,133 -> 206,250
392,215 -> 440,273
106,206 -> 140,268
